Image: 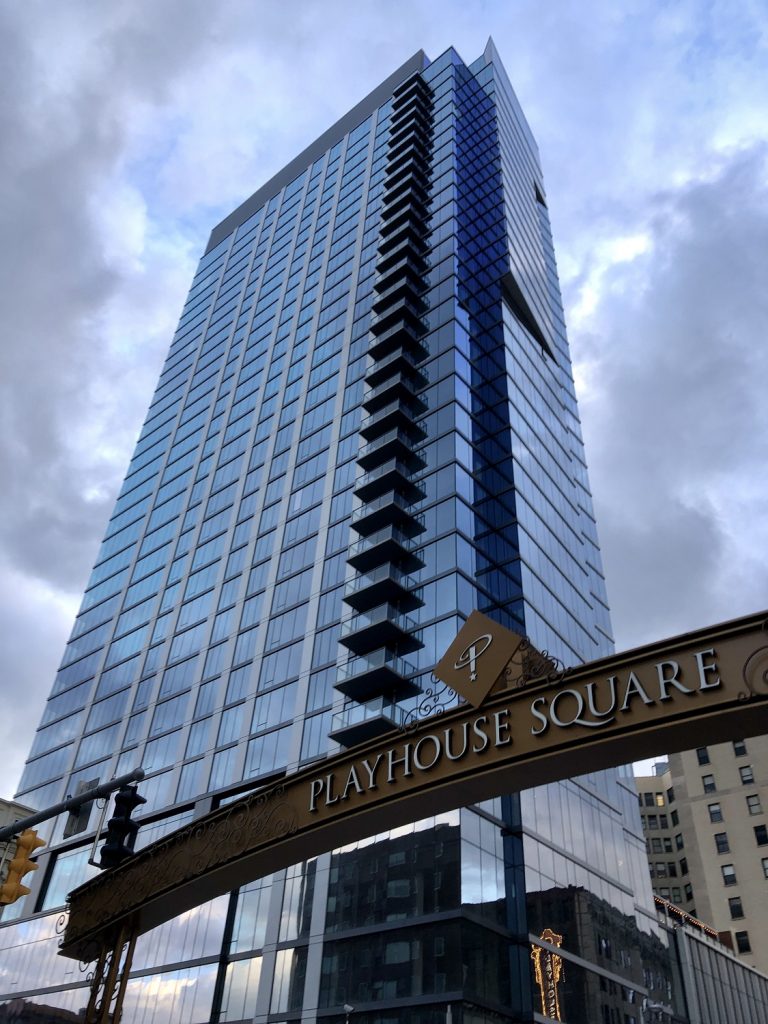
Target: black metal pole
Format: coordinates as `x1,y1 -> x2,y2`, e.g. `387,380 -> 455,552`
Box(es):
0,769 -> 145,842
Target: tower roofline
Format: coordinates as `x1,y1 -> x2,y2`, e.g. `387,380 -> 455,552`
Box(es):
205,49 -> 430,254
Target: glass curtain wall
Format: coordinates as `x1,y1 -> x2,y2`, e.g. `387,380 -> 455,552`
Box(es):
1,43 -> 671,1024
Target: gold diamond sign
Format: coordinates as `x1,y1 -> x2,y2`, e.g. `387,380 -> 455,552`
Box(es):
433,610 -> 525,707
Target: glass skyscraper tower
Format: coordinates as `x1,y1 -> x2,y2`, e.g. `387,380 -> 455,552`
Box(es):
2,41 -> 675,1024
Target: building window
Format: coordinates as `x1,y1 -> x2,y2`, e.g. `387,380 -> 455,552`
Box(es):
658,887 -> 670,899
651,838 -> 662,853
666,786 -> 675,803
671,887 -> 682,904
664,837 -> 673,853
696,747 -> 710,765
733,739 -> 747,756
644,792 -> 655,807
647,814 -> 658,829
754,825 -> 768,846
746,795 -> 762,816
655,862 -> 667,878
674,834 -> 684,850
680,857 -> 688,875
721,864 -> 737,886
655,793 -> 664,807
684,883 -> 694,901
671,810 -> 679,826
667,862 -> 677,877
735,931 -> 751,954
739,765 -> 754,785
659,814 -> 668,829
728,896 -> 744,919
708,802 -> 723,823
714,832 -> 730,854
702,775 -> 716,794
762,858 -> 768,879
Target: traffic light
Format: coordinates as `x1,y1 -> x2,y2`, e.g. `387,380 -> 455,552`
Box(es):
99,784 -> 146,869
0,829 -> 46,904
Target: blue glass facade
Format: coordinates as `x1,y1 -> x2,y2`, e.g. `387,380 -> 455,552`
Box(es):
1,42 -> 677,1024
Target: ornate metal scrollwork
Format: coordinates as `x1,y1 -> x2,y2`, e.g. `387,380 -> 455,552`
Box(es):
400,674 -> 458,732
83,923 -> 137,1024
504,637 -> 568,689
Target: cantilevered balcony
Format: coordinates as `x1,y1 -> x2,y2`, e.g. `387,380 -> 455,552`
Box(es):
335,647 -> 420,702
339,602 -> 420,657
388,110 -> 431,148
374,254 -> 428,296
370,296 -> 427,338
377,218 -> 428,259
379,187 -> 429,225
343,563 -> 422,612
364,346 -> 427,391
361,373 -> 427,416
351,490 -> 422,535
329,696 -> 402,748
353,458 -> 424,504
371,275 -> 426,314
347,524 -> 424,573
381,175 -> 429,212
368,319 -> 428,362
359,398 -> 427,442
391,77 -> 431,112
375,230 -> 429,274
356,427 -> 425,472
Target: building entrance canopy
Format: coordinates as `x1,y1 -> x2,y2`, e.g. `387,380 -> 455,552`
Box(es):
61,609 -> 768,964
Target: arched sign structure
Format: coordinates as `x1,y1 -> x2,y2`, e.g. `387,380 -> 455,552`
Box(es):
60,609 -> 768,1023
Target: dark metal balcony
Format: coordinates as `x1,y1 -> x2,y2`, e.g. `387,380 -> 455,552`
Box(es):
391,77 -> 431,112
375,230 -> 429,273
359,398 -> 427,441
389,110 -> 431,148
370,296 -> 426,337
368,320 -> 428,363
387,134 -> 430,169
371,276 -> 425,314
362,373 -> 427,416
329,696 -> 402,748
357,426 -> 426,472
364,346 -> 427,390
385,158 -> 430,194
374,255 -> 428,295
347,524 -> 424,573
379,192 -> 429,227
335,648 -> 420,701
343,564 -> 422,613
339,602 -> 420,656
382,175 -> 429,211
353,458 -> 424,504
350,490 -> 422,535
379,204 -> 428,242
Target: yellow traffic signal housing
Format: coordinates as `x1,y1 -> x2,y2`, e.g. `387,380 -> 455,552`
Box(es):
0,829 -> 45,905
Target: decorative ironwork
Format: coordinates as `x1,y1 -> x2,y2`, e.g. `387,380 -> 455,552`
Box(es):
400,673 -> 458,731
64,782 -> 298,953
505,638 -> 568,689
83,922 -> 137,1024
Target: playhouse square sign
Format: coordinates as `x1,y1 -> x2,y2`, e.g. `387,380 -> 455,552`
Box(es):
307,611 -> 755,813
61,609 -> 768,963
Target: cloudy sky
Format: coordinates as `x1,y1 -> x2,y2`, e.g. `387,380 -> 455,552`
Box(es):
1,1 -> 766,795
